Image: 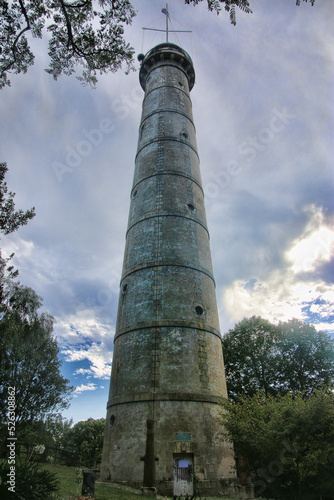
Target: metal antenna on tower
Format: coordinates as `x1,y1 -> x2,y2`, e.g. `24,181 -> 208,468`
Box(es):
142,4 -> 192,44
161,4 -> 170,42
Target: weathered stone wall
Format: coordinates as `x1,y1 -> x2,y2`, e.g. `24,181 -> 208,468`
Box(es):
101,43 -> 237,495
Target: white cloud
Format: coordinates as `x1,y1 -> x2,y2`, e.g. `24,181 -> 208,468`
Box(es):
74,368 -> 92,377
285,205 -> 334,273
61,342 -> 112,379
74,383 -> 98,394
1,237 -> 35,261
55,308 -> 115,343
221,205 -> 334,333
56,308 -> 113,379
222,275 -> 333,326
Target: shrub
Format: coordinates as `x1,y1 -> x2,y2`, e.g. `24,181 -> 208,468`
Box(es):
0,459 -> 59,499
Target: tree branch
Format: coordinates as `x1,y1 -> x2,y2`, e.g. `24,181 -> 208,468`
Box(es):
58,0 -> 130,63
58,0 -> 76,49
64,0 -> 92,10
0,0 -> 31,76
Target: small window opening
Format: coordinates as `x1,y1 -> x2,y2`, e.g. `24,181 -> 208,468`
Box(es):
122,283 -> 128,293
187,203 -> 195,211
195,305 -> 204,316
110,415 -> 116,428
180,132 -> 189,140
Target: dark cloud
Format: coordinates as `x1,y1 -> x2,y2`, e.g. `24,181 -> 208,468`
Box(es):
1,0 -> 333,422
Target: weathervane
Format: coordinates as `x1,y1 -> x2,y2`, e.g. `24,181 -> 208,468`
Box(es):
142,3 -> 192,44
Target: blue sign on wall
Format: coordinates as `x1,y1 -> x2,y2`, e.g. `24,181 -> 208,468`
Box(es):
175,433 -> 191,441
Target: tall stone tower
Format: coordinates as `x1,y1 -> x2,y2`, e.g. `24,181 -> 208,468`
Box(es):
101,42 -> 237,496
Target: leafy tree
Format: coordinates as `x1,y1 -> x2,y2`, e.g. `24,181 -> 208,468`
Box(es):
222,316 -> 278,399
219,389 -> 334,500
185,0 -> 253,24
0,156 -> 71,463
0,251 -> 18,305
0,162 -> 35,234
222,316 -> 334,401
0,283 -> 73,456
0,0 -> 316,89
276,318 -> 334,394
16,413 -> 73,459
0,162 -> 36,302
43,412 -> 73,447
0,0 -> 136,89
62,418 -> 105,467
186,0 -> 315,24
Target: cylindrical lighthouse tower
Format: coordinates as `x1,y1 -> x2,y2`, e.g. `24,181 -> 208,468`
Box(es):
101,43 -> 237,496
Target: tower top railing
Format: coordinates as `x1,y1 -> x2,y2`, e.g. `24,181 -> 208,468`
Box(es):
138,43 -> 195,92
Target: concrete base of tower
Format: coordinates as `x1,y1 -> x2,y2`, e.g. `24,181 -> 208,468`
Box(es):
101,399 -> 255,498
98,478 -> 254,498
156,478 -> 254,498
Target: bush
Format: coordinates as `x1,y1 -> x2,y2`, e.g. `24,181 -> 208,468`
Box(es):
0,459 -> 59,499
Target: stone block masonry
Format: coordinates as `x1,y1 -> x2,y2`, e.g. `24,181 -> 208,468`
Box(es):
101,43 -> 240,497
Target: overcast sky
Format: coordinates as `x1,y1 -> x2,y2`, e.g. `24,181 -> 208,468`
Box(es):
0,0 -> 333,424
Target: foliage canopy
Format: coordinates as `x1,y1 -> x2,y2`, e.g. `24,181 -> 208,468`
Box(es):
0,0 -> 136,89
222,316 -> 334,401
0,157 -> 72,464
0,283 -> 73,454
219,389 -> 334,499
0,162 -> 36,304
0,162 -> 35,234
61,418 -> 105,467
0,0 -> 316,88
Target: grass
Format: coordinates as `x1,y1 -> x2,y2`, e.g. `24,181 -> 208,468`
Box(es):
42,464 -> 82,499
42,464 -> 257,500
42,464 -> 145,499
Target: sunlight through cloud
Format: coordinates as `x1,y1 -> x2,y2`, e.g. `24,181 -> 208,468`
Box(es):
222,206 -> 334,333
